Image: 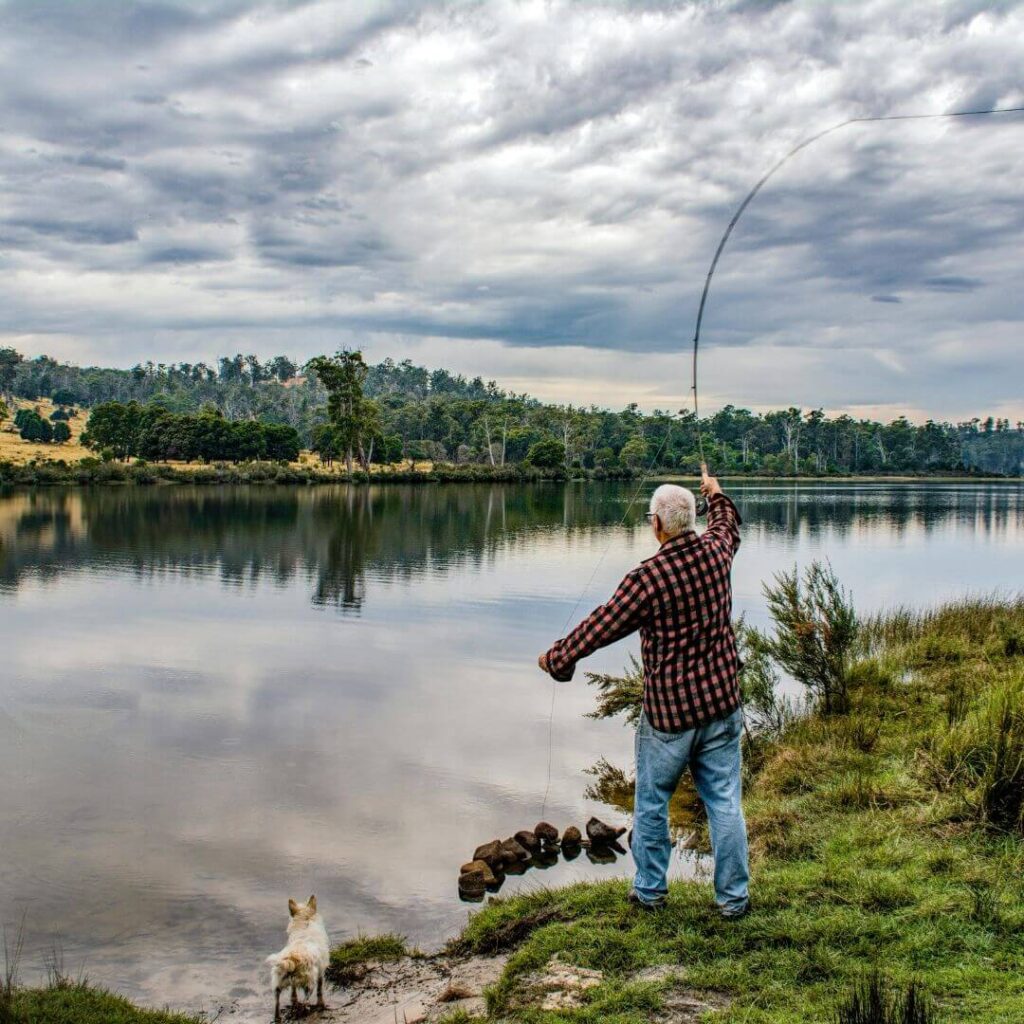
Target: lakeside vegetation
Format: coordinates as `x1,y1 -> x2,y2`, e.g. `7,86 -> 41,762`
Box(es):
4,587 -> 1020,1022
2,347 -> 1021,479
348,585 -> 1023,1023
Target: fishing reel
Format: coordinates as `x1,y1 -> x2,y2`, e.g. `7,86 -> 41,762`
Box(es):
695,495 -> 709,518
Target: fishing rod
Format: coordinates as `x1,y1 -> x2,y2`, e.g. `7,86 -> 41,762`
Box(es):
688,102 -> 1024,513
539,101 -> 1022,817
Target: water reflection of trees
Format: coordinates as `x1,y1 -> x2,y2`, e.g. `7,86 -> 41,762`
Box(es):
0,483 -> 1020,609
0,484 -> 649,608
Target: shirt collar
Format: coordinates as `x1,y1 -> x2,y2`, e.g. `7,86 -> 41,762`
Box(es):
660,530 -> 699,552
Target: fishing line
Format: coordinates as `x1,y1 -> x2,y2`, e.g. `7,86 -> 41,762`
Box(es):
540,424 -> 675,818
541,101 -> 1023,818
688,103 -> 1024,465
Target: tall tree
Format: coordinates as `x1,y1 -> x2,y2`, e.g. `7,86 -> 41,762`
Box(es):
0,348 -> 22,399
308,350 -> 372,474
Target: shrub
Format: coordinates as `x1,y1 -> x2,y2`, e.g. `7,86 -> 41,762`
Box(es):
585,653 -> 644,725
737,620 -> 792,738
760,561 -> 858,715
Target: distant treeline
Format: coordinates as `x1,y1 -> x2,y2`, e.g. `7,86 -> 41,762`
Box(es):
81,402 -> 302,464
1,346 -> 1021,476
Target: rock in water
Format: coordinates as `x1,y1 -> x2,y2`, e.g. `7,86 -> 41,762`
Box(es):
529,848 -> 559,869
586,817 -> 627,846
460,859 -> 497,885
473,840 -> 504,867
503,857 -> 527,876
561,825 -> 582,847
514,830 -> 540,852
458,869 -> 487,900
500,837 -> 530,863
534,821 -> 559,845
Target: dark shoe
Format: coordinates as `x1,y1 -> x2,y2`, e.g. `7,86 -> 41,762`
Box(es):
719,901 -> 750,920
628,889 -> 666,912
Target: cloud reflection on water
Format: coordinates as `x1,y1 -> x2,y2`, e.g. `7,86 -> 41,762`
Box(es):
0,481 -> 1021,1012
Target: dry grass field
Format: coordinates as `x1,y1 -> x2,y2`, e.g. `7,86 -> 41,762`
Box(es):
0,400 -> 437,474
0,397 -> 92,464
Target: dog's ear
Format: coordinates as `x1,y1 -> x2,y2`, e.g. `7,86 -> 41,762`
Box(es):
307,895 -> 317,913
288,898 -> 299,916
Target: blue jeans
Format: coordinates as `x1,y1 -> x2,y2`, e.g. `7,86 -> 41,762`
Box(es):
632,708 -> 749,914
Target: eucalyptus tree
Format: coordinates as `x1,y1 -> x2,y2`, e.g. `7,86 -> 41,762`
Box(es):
308,350 -> 375,474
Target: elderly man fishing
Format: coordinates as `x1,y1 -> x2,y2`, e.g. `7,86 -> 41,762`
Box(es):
538,465 -> 749,917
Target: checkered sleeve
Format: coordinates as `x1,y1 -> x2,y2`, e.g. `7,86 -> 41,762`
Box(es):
544,570 -> 649,681
703,493 -> 742,557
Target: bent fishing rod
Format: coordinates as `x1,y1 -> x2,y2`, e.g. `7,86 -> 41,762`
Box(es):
687,102 -> 1024,513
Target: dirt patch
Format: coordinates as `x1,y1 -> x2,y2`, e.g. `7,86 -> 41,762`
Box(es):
219,953 -> 507,1024
509,956 -> 730,1021
517,957 -> 604,1011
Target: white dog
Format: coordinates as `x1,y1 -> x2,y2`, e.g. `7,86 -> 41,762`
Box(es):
266,895 -> 330,1021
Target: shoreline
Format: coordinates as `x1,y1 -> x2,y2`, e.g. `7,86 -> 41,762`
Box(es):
6,595 -> 1023,1022
0,457 -> 1018,489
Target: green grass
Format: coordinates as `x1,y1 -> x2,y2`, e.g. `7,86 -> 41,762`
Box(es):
1,982 -> 201,1024
444,597 -> 1024,1022
326,932 -> 412,985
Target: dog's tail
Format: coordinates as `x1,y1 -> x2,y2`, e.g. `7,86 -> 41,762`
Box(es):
265,951 -> 303,975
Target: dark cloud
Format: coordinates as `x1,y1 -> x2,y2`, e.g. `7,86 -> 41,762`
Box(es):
145,246 -> 231,264
0,0 -> 1021,417
922,275 -> 984,292
4,216 -> 138,245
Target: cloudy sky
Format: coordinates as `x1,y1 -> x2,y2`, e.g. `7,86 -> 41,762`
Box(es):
1,0 -> 1022,420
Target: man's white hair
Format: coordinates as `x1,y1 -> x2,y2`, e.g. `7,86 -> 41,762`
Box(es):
649,484 -> 696,537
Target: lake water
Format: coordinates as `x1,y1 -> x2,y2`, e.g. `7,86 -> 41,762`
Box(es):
1,481 -> 1022,1013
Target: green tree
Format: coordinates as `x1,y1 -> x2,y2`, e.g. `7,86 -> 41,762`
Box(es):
0,348 -> 22,398
309,350 -> 372,474
311,423 -> 340,467
0,398 -> 8,429
524,437 -> 565,468
82,401 -> 141,460
619,435 -> 649,470
262,423 -> 301,462
51,388 -> 78,407
52,421 -> 71,443
20,410 -> 53,442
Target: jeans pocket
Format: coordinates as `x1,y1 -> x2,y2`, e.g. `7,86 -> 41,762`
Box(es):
729,708 -> 744,739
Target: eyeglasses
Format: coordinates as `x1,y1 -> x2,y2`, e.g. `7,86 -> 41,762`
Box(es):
644,512 -> 657,520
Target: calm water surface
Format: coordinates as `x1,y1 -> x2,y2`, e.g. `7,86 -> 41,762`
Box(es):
1,481 -> 1022,1012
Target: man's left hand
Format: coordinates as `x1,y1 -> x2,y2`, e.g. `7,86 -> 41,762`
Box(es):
538,653 -> 551,674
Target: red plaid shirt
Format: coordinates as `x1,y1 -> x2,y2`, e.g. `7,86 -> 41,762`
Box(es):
545,492 -> 742,733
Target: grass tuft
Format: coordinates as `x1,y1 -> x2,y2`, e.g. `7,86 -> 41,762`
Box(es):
836,973 -> 936,1024
326,933 -> 410,985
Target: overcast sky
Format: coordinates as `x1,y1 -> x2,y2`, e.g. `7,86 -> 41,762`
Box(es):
1,0 -> 1022,420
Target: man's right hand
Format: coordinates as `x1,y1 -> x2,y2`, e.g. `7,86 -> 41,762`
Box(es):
700,462 -> 722,498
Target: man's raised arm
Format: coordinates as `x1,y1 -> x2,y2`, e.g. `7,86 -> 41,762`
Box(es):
700,463 -> 741,557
